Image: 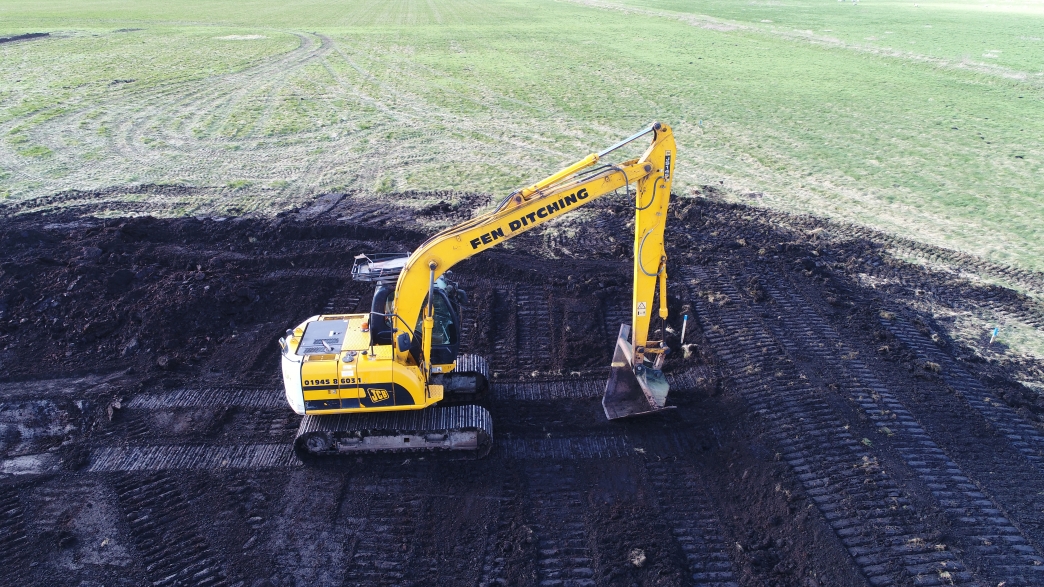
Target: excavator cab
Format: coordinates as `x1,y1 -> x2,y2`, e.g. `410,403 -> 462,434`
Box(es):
355,253 -> 462,366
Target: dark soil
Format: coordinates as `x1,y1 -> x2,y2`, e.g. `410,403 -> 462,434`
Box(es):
2,191 -> 1043,586
0,32 -> 49,45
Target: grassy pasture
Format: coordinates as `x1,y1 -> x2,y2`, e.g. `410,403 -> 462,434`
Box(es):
0,0 -> 1041,275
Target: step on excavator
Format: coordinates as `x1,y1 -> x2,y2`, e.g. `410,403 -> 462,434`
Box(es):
280,122 -> 677,459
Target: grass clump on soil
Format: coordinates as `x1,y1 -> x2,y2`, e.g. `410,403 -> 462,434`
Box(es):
0,0 -> 1041,275
16,144 -> 52,158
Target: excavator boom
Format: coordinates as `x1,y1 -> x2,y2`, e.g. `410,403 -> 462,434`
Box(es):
391,122 -> 677,418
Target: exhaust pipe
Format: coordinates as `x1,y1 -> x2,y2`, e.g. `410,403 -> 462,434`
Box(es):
602,324 -> 674,420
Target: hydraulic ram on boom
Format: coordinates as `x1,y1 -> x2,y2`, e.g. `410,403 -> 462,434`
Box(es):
280,122 -> 677,459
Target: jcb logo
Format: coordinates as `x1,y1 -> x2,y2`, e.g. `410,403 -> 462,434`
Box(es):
367,387 -> 390,403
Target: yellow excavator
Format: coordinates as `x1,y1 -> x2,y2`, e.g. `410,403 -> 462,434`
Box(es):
280,122 -> 676,459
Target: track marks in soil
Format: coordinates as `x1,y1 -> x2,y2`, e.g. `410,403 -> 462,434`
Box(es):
525,463 -> 597,586
494,378 -> 604,401
760,278 -> 1044,583
0,486 -> 30,585
214,474 -> 282,583
91,393 -> 301,471
128,387 -> 284,409
478,463 -> 537,586
885,317 -> 1044,469
645,460 -> 741,586
268,469 -> 351,586
498,435 -> 634,460
686,265 -> 978,586
585,460 -> 689,585
112,473 -> 232,587
491,284 -> 519,374
491,284 -> 553,375
404,463 -> 502,585
89,443 -> 296,472
24,478 -> 136,584
342,479 -> 426,586
5,201 -> 1044,586
340,464 -> 466,586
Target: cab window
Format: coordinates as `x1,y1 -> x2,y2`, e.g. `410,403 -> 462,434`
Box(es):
430,291 -> 458,346
412,290 -> 460,365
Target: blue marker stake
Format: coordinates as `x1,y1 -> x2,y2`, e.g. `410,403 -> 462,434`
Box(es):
680,315 -> 689,345
989,327 -> 999,345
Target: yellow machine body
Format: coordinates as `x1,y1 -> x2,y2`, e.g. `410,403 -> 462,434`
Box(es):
280,314 -> 445,415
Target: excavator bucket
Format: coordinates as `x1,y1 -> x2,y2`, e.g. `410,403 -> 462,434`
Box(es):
603,325 -> 675,420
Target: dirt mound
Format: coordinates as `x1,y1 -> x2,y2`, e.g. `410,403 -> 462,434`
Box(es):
0,213 -> 405,385
0,204 -> 639,386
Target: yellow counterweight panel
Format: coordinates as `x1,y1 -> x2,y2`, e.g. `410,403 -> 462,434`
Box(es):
301,354 -> 340,408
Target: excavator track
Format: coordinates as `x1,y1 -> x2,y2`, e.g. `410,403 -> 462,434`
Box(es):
434,354 -> 491,402
453,354 -> 491,383
294,404 -> 493,461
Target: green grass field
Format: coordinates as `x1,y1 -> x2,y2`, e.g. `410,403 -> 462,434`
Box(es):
1,0 -> 1041,272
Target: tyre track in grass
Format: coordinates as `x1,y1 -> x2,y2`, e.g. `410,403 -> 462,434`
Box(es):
324,34 -> 601,163
109,33 -> 327,158
759,276 -> 1044,584
1,32 -> 326,194
763,209 -> 1044,297
683,264 -> 976,586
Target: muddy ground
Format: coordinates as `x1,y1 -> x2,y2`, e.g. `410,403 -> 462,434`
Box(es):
2,190 -> 1044,587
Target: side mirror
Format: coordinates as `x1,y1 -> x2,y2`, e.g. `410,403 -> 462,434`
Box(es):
396,332 -> 412,352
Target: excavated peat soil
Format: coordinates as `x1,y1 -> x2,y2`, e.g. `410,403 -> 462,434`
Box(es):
2,191 -> 1044,587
